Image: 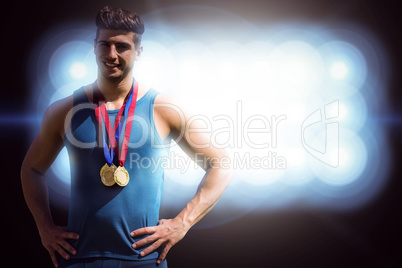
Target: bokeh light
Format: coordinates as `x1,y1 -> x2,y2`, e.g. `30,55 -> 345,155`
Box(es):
27,6 -> 390,228
69,62 -> 87,80
330,61 -> 349,80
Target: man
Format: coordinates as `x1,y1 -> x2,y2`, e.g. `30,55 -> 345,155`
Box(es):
21,6 -> 232,268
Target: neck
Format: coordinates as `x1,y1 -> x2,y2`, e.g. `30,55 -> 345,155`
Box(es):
96,72 -> 133,102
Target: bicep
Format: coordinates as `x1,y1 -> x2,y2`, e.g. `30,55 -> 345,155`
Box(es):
156,94 -> 229,170
167,104 -> 228,170
24,132 -> 63,175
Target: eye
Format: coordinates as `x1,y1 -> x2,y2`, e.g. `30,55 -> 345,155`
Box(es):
97,43 -> 109,50
116,44 -> 131,52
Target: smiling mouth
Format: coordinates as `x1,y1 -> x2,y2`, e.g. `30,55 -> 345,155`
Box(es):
104,62 -> 120,68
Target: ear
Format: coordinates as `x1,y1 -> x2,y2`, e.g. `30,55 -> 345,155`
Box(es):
135,45 -> 143,61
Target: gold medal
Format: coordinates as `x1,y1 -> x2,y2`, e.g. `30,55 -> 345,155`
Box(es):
95,79 -> 138,188
114,166 -> 129,186
100,163 -> 117,186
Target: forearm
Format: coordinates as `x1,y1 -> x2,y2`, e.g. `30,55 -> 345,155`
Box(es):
21,160 -> 80,266
21,162 -> 54,232
175,166 -> 233,229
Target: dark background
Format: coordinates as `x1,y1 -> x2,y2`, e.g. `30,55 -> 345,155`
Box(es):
2,0 -> 401,267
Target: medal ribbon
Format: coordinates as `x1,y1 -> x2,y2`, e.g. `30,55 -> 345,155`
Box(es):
94,95 -> 115,167
118,81 -> 138,167
94,79 -> 138,167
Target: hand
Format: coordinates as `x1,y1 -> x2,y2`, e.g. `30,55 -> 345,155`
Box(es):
38,224 -> 79,267
131,218 -> 189,264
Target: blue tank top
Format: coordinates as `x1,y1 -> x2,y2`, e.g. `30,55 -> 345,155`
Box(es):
63,87 -> 168,260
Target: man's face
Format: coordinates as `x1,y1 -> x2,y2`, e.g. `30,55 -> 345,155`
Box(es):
94,29 -> 142,81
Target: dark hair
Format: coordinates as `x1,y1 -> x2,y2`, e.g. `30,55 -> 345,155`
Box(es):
95,6 -> 145,48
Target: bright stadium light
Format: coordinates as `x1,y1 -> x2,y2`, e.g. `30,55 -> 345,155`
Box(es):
319,41 -> 367,88
287,148 -> 306,167
69,62 -> 87,79
330,61 -> 348,80
179,60 -> 201,79
47,40 -> 94,88
310,128 -> 368,186
338,102 -> 348,121
270,41 -> 325,97
282,148 -> 314,186
134,40 -> 174,91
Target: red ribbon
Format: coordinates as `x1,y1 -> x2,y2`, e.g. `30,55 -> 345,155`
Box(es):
94,80 -> 139,167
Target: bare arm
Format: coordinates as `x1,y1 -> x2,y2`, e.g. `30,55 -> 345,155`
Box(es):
131,96 -> 234,264
21,97 -> 79,267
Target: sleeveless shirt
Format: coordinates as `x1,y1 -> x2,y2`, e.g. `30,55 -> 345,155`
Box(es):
63,86 -> 168,260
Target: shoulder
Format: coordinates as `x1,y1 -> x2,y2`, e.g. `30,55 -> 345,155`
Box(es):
41,95 -> 73,138
154,93 -> 190,126
152,92 -> 196,141
42,85 -> 91,138
136,79 -> 190,125
43,95 -> 74,123
44,84 -> 93,116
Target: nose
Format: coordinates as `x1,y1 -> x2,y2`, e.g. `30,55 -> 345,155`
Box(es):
106,44 -> 118,60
